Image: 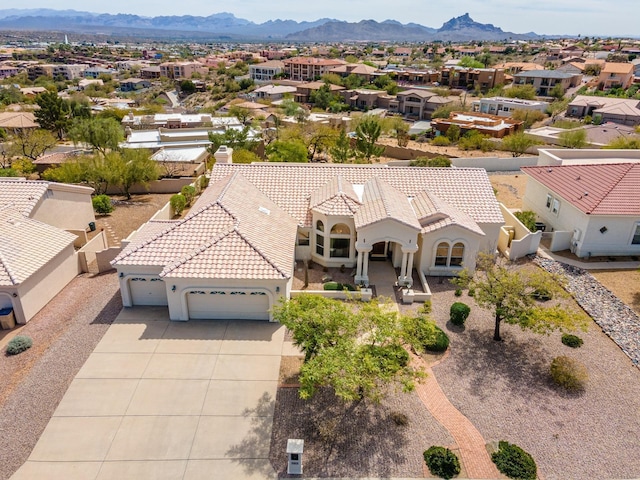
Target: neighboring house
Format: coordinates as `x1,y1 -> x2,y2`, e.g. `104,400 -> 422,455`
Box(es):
0,112 -> 38,132
472,97 -> 549,118
0,179 -> 95,324
27,64 -> 86,81
140,66 -> 161,79
248,60 -> 284,83
83,67 -> 116,79
522,162 -> 640,257
253,84 -> 297,101
339,89 -> 389,110
77,79 -> 103,90
513,70 -> 582,96
598,62 -> 634,90
122,113 -> 237,130
159,62 -> 207,79
283,57 -> 346,81
431,111 -> 523,138
329,63 -> 379,83
391,68 -> 440,86
528,123 -> 640,147
112,162 -> 504,322
294,81 -> 345,103
0,65 -> 20,79
439,67 -> 505,92
119,78 -> 151,92
566,95 -> 640,126
396,89 -> 452,120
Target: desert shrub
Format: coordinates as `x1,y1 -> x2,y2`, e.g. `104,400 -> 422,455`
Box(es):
550,356 -> 588,391
424,446 -> 461,480
454,288 -> 462,297
92,194 -> 113,214
431,136 -> 451,146
491,441 -> 537,480
450,302 -> 471,326
514,210 -> 537,232
410,156 -> 452,167
180,185 -> 196,206
323,282 -> 356,291
458,130 -> 494,151
170,194 -> 187,216
402,315 -> 448,353
561,333 -> 584,348
531,287 -> 552,301
6,335 -> 33,356
445,125 -> 461,142
467,287 -> 475,297
390,411 -> 409,426
199,175 -> 209,190
420,300 -> 432,315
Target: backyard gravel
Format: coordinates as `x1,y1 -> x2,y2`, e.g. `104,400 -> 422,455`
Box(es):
421,268 -> 640,480
0,273 -> 121,480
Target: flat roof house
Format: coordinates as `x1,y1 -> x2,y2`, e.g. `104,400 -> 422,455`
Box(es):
112,162 -> 503,322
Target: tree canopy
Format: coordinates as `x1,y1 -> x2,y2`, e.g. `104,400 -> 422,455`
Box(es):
501,132 -> 539,157
68,117 -> 124,155
272,294 -> 426,402
354,116 -> 385,162
454,254 -> 588,341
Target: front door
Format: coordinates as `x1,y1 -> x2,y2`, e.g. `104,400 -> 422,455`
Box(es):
371,241 -> 388,260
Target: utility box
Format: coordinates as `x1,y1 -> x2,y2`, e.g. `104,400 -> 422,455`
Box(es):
286,439 -> 304,475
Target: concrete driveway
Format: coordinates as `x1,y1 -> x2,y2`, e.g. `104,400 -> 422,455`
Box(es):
12,307 -> 285,480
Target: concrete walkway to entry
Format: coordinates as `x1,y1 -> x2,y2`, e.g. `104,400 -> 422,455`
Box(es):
12,307 -> 284,480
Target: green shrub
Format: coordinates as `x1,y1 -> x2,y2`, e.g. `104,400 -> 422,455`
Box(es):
199,175 -> 209,190
491,441 -> 537,480
322,282 -> 357,291
6,335 -> 33,356
467,287 -> 475,297
513,210 -> 537,232
402,315 -> 448,353
450,302 -> 471,326
170,194 -> 187,216
431,136 -> 451,146
561,334 -> 584,348
454,288 -> 462,297
531,288 -> 552,301
390,411 -> 409,426
92,194 -> 113,214
424,446 -> 461,480
410,156 -> 452,168
180,185 -> 196,206
550,356 -> 588,391
420,300 -> 432,315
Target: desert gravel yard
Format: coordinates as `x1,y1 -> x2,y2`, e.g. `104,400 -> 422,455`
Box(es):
422,277 -> 640,480
0,273 -> 121,480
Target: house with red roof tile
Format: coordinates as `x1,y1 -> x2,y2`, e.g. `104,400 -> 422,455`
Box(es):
522,161 -> 640,258
112,162 -> 504,322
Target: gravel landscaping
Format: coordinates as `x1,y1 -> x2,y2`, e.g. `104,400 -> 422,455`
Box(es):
270,386 -> 453,478
421,268 -> 640,480
0,273 -> 121,480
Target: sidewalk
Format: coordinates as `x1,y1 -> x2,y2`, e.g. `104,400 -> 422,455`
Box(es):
537,246 -> 640,270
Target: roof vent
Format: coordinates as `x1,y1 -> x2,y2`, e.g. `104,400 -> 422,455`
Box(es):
547,168 -> 552,173
258,206 -> 270,215
584,192 -> 589,196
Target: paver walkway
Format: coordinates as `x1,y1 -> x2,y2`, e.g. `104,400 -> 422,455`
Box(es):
369,261 -> 501,479
11,307 -> 284,480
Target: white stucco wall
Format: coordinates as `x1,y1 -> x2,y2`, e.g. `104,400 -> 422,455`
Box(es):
523,176 -> 640,257
31,185 -> 95,232
311,213 -> 357,268
419,226 -> 481,276
13,244 -> 80,324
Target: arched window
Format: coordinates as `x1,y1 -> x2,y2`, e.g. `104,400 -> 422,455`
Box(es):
329,223 -> 351,258
435,242 -> 449,266
450,243 -> 465,266
315,220 -> 325,255
330,223 -> 350,235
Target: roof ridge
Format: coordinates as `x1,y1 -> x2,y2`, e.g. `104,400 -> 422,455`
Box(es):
233,229 -> 289,279
587,163 -> 636,214
0,251 -> 18,285
160,229 -> 231,277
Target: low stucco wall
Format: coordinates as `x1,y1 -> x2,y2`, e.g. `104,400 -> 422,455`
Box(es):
105,177 -> 195,195
96,247 -> 121,273
451,156 -> 539,171
550,230 -> 573,252
290,289 -> 372,302
497,205 -> 542,260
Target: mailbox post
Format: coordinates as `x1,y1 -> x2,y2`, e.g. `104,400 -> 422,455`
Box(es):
287,439 -> 304,475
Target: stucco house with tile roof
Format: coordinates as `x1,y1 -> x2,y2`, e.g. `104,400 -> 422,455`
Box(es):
0,179 -> 95,324
112,163 -> 503,322
522,162 -> 640,257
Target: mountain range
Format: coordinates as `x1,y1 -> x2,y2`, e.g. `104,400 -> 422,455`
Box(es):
0,10 -> 539,42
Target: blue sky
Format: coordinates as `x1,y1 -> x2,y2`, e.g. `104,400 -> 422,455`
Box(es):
7,1 -> 639,37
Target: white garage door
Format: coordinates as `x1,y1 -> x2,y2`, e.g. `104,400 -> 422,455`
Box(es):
187,290 -> 270,320
129,277 -> 168,306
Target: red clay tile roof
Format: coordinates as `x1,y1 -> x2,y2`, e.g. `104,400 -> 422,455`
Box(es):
522,163 -> 640,215
354,177 -> 421,230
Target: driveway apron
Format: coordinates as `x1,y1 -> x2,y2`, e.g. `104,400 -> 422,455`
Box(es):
11,307 -> 283,480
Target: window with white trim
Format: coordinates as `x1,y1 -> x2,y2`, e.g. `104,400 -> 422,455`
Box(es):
434,241 -> 465,268
315,220 -> 325,255
546,194 -> 560,216
329,223 -> 351,258
632,224 -> 640,245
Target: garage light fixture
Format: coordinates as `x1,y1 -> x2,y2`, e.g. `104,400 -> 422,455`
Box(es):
276,286 -> 280,293
172,285 -> 177,292
600,226 -> 608,234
